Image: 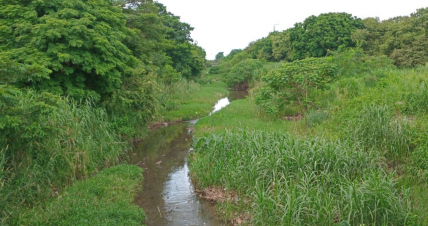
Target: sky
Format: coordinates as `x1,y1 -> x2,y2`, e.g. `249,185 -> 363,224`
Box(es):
157,0 -> 427,60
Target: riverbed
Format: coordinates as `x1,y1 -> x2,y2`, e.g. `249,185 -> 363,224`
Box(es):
129,91 -> 246,226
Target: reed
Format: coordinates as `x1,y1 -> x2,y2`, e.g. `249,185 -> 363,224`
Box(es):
0,88 -> 128,224
190,130 -> 412,225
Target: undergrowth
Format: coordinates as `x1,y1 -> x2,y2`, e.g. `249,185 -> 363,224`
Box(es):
190,131 -> 412,225
19,165 -> 145,226
0,86 -> 128,224
191,60 -> 428,224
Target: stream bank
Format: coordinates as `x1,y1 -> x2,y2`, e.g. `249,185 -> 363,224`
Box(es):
129,91 -> 247,226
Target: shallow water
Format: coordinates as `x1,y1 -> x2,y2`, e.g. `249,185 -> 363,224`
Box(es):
129,91 -> 247,226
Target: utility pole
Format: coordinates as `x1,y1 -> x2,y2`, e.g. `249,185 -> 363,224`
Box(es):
273,24 -> 279,32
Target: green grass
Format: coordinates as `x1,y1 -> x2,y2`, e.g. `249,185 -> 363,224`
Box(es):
0,88 -> 131,224
190,65 -> 428,225
18,165 -> 145,226
194,97 -> 299,137
190,131 -> 412,225
156,80 -> 228,122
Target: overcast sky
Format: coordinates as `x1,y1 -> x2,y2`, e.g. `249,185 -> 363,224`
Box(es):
156,0 -> 427,60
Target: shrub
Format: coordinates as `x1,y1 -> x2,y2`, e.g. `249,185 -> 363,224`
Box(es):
209,66 -> 221,74
256,57 -> 337,115
224,59 -> 263,90
0,86 -> 127,223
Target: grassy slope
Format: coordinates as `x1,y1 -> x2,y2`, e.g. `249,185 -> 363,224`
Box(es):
190,66 -> 428,225
195,98 -> 299,137
0,80 -> 229,224
20,165 -> 145,226
157,81 -> 228,122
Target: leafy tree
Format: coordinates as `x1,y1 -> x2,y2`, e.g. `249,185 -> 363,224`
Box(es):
246,37 -> 274,61
122,1 -> 180,84
215,52 -> 224,60
0,0 -> 137,100
352,8 -> 428,67
223,49 -> 243,61
270,31 -> 292,61
155,3 -> 206,78
290,13 -> 364,60
256,58 -> 337,115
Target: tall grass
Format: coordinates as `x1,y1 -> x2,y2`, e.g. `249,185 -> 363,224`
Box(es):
0,88 -> 128,224
191,65 -> 428,224
346,104 -> 413,158
190,130 -> 412,225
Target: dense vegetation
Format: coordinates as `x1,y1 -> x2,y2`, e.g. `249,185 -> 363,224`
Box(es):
2,1 -> 428,225
0,0 -> 218,224
210,8 -> 428,91
192,7 -> 428,225
193,51 -> 428,226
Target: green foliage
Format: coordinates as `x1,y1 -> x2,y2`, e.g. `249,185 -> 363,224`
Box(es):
20,165 -> 145,226
257,57 -> 337,114
190,130 -> 411,225
329,48 -> 396,77
214,51 -> 250,75
0,0 -> 137,100
156,80 -> 228,122
0,86 -> 127,223
353,8 -> 428,67
225,59 -> 263,90
346,105 -> 412,157
215,52 -> 224,60
270,31 -> 292,61
290,13 -> 364,60
107,73 -> 159,133
208,66 -> 221,75
305,110 -> 329,127
402,79 -> 428,115
223,49 -> 243,61
194,60 -> 428,225
247,37 -> 274,61
156,3 -> 206,78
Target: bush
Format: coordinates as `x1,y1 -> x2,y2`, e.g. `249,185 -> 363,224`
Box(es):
0,86 -> 127,223
329,48 -> 395,77
209,66 -> 221,74
224,59 -> 263,90
256,57 -> 337,115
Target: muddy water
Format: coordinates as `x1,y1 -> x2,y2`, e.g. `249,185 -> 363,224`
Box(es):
130,91 -> 247,226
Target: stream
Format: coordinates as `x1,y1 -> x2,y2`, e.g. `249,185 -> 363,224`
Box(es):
129,91 -> 247,226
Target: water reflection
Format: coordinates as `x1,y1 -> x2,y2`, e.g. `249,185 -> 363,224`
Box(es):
210,98 -> 230,115
130,123 -> 223,226
130,91 -> 247,226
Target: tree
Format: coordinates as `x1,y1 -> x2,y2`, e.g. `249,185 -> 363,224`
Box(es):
351,7 -> 428,67
270,31 -> 292,61
155,3 -> 206,78
246,37 -> 274,61
290,13 -> 364,60
215,52 -> 224,60
0,0 -> 137,101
